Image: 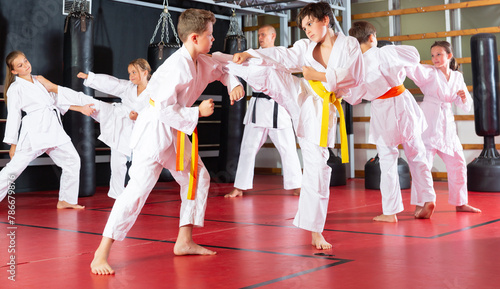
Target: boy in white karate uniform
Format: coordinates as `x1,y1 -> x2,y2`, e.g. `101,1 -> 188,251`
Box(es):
225,24 -> 302,198
90,9 -> 244,275
345,21 -> 436,222
215,2 -> 364,249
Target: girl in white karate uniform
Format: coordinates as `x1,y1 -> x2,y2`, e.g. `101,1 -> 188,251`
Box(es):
409,41 -> 481,213
216,2 -> 364,249
0,51 -> 93,209
75,59 -> 151,199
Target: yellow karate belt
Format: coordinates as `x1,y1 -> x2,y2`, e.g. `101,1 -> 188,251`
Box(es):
308,80 -> 349,163
176,128 -> 199,200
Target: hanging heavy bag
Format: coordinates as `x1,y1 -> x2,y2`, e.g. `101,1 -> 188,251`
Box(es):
147,3 -> 181,72
63,1 -> 96,197
217,11 -> 247,183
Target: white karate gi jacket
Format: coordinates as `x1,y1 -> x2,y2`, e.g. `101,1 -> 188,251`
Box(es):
408,64 -> 472,156
83,72 -> 150,156
343,45 -> 427,147
131,45 -> 241,169
216,32 -> 364,147
4,76 -> 71,151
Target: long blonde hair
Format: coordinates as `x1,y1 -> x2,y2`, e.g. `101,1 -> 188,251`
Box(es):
4,51 -> 25,103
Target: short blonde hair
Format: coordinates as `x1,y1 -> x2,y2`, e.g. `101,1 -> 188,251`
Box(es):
177,9 -> 216,43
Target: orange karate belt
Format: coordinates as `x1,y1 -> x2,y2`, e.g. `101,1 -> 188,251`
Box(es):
150,97 -> 198,200
377,84 -> 406,100
308,80 -> 349,163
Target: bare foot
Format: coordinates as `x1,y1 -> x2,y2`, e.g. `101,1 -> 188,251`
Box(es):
415,201 -> 435,219
57,200 -> 85,209
414,205 -> 423,216
91,237 -> 115,275
224,188 -> 243,198
373,214 -> 398,223
311,232 -> 332,250
293,188 -> 301,196
91,251 -> 115,275
173,240 -> 217,256
456,204 -> 482,213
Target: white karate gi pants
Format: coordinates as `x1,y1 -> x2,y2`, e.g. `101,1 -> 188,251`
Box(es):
292,137 -> 331,233
425,147 -> 468,206
378,136 -> 436,215
107,149 -> 129,199
0,142 -> 80,204
234,123 -> 302,190
103,149 -> 210,241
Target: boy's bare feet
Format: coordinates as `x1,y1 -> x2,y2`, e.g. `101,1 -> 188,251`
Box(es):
91,237 -> 115,275
415,201 -> 435,219
414,205 -> 423,216
57,200 -> 85,209
456,204 -> 481,213
224,188 -> 243,198
373,214 -> 398,223
293,188 -> 301,196
173,240 -> 217,256
174,225 -> 216,256
311,232 -> 332,250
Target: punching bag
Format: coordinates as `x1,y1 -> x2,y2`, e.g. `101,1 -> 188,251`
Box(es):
147,4 -> 181,72
364,155 -> 411,190
363,40 -> 410,190
217,12 -> 246,183
327,149 -> 346,186
467,33 -> 500,192
63,2 -> 95,197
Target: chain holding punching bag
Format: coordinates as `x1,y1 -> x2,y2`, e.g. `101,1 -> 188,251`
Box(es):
363,40 -> 411,190
217,11 -> 247,183
147,0 -> 181,72
63,1 -> 95,197
467,33 -> 500,192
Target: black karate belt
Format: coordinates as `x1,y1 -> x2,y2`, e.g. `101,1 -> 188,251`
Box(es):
252,92 -> 279,129
53,109 -> 62,125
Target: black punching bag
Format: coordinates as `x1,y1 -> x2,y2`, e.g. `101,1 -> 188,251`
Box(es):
148,43 -> 180,72
467,33 -> 500,192
147,6 -> 181,72
217,13 -> 246,182
363,40 -> 411,190
328,149 -> 346,186
364,155 -> 411,190
63,5 -> 95,197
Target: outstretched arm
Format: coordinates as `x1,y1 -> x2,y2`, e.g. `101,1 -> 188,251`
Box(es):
69,104 -> 96,116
